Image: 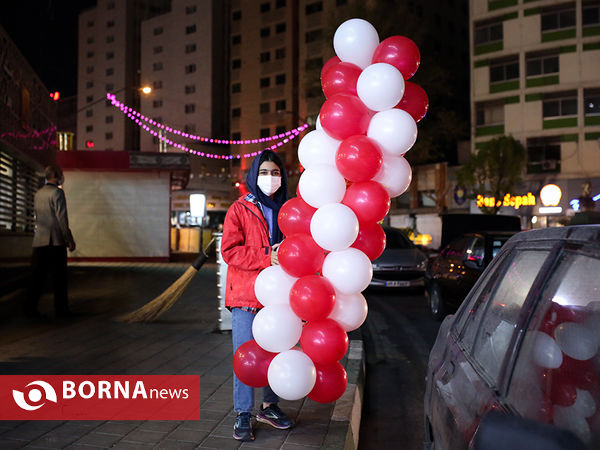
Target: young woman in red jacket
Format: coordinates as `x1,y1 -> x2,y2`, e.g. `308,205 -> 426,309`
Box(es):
221,150 -> 294,442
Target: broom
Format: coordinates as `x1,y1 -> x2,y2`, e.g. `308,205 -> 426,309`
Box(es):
118,238 -> 216,323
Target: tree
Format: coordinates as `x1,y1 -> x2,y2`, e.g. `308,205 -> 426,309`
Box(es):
457,136 -> 526,214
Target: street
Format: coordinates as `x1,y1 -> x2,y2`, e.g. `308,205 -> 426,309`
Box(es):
358,288 -> 442,450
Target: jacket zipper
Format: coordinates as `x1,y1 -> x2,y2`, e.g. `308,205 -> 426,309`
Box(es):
238,201 -> 270,244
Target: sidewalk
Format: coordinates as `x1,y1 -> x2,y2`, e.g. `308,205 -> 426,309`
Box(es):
0,263 -> 364,449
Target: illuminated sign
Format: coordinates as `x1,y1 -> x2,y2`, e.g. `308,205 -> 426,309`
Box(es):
476,192 -> 536,210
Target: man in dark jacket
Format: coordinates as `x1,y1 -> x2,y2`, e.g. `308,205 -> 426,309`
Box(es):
221,150 -> 293,441
25,165 -> 76,318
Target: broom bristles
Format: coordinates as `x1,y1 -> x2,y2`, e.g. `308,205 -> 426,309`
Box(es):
117,266 -> 199,323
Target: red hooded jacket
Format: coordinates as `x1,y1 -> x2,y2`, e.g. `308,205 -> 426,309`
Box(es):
221,195 -> 273,309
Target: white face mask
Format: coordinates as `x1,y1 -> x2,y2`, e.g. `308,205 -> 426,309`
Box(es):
257,175 -> 282,196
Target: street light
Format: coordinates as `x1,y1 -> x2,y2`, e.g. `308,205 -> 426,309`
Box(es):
77,86 -> 152,113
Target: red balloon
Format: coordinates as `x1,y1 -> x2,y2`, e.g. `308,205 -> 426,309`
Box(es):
394,81 -> 429,122
308,362 -> 348,403
320,94 -> 371,141
557,356 -> 599,391
290,275 -> 336,321
321,56 -> 341,80
540,302 -> 587,334
278,234 -> 324,278
278,197 -> 317,237
232,340 -> 277,388
300,319 -> 349,364
336,135 -> 383,182
351,222 -> 386,261
342,181 -> 391,224
372,36 -> 421,80
321,62 -> 362,99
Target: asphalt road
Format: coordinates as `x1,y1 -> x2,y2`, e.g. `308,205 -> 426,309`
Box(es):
358,288 -> 442,450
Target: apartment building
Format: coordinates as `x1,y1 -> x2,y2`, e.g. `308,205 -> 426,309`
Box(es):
471,0 -> 600,225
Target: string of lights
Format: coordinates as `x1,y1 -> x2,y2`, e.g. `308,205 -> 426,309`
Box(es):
107,93 -> 309,146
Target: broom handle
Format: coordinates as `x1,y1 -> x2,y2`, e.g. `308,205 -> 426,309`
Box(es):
192,237 -> 216,270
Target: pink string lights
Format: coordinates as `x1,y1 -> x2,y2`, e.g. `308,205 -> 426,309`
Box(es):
107,93 -> 310,159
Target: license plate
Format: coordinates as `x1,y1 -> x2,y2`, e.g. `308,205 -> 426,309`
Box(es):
385,280 -> 411,287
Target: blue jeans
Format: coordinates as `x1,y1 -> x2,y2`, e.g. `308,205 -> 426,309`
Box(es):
232,307 -> 279,413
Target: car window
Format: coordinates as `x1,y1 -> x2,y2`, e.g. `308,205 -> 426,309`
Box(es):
459,250 -> 550,385
491,236 -> 510,258
507,250 -> 600,446
385,228 -> 412,249
445,237 -> 469,259
467,237 -> 484,265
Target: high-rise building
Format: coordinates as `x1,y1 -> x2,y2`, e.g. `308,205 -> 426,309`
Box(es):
470,0 -> 600,225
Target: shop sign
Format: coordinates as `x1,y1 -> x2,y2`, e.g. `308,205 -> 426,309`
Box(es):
476,192 -> 536,210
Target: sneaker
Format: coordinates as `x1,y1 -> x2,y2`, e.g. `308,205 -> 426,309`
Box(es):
233,412 -> 254,441
256,404 -> 294,430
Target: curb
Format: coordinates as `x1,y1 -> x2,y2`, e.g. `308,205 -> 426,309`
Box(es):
323,339 -> 366,450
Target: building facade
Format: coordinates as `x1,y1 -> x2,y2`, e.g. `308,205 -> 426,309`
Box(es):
471,0 -> 600,226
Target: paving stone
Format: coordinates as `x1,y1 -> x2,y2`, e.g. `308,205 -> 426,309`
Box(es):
164,427 -> 208,443
137,422 -> 179,433
0,438 -> 27,449
72,431 -> 121,447
151,439 -> 196,450
93,422 -> 139,435
122,429 -> 167,444
197,435 -> 241,449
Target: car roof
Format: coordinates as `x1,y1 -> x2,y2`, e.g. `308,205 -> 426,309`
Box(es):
507,224 -> 600,246
461,231 -> 519,238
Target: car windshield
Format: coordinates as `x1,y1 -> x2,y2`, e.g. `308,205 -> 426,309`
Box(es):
384,228 -> 413,249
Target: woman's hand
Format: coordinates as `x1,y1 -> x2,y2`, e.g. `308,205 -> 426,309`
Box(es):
270,243 -> 280,265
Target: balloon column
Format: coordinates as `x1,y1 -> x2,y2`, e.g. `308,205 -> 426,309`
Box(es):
233,18 -> 428,403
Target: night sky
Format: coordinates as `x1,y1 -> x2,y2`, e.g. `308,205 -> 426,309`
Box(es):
1,1 -> 96,97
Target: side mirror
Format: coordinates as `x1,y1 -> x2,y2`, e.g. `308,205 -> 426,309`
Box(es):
464,258 -> 482,270
472,411 -> 586,450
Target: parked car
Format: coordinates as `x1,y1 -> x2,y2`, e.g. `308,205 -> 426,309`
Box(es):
424,225 -> 600,450
426,231 -> 518,320
369,226 -> 428,289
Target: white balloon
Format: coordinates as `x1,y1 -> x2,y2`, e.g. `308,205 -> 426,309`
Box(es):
373,155 -> 412,198
573,389 -> 597,418
267,349 -> 316,401
254,265 -> 297,307
553,405 -> 592,444
322,248 -> 372,295
357,63 -> 405,111
328,291 -> 368,331
367,108 -> 418,157
315,114 -> 322,130
333,18 -> 379,69
554,322 -> 599,360
252,304 -> 302,353
310,203 -> 359,252
298,129 -> 341,169
530,331 -> 563,369
298,165 -> 346,208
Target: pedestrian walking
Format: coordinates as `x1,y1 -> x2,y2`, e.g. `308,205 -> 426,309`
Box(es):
221,150 -> 294,441
25,165 -> 76,318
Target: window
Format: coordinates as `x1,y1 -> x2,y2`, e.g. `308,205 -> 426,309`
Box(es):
260,77 -> 271,88
86,110 -> 93,118
106,83 -> 115,91
106,35 -> 114,43
584,89 -> 600,116
153,45 -> 163,54
86,65 -> 94,74
305,57 -> 323,70
186,24 -> 197,34
476,101 -> 504,126
232,59 -> 241,69
184,124 -> 196,133
232,83 -> 241,93
276,0 -> 286,7
232,132 -> 242,140
185,84 -> 196,94
260,51 -> 271,62
87,37 -> 94,44
542,91 -> 577,118
275,74 -> 286,85
527,137 -> 561,173
276,22 -> 286,33
86,81 -> 94,89
153,80 -> 162,90
260,27 -> 271,37
541,4 -> 576,31
154,26 -> 163,36
306,2 -> 323,14
474,18 -> 503,45
489,56 -> 519,83
86,125 -> 93,132
336,0 -> 347,5
153,62 -> 163,71
153,116 -> 163,124
107,20 -> 115,28
307,86 -> 322,98
185,103 -> 196,114
106,68 -> 114,76
583,1 -> 600,26
86,95 -> 94,103
185,63 -> 197,74
232,10 -> 241,20
87,51 -> 94,58
88,20 -> 94,27
305,29 -> 322,43
526,50 -> 559,77
260,102 -> 270,113
186,4 -> 197,14
106,51 -> 114,60
276,100 -> 286,110
153,100 -> 163,108
275,125 -> 286,134
107,1 -> 115,9
105,115 -> 113,124
260,128 -> 270,138
185,43 -> 197,53
232,35 -> 241,45
260,2 -> 271,12
232,107 -> 241,118
276,47 -> 286,59
105,132 -> 113,140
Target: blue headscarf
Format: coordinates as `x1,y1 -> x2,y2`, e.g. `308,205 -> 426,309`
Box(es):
245,150 -> 289,244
